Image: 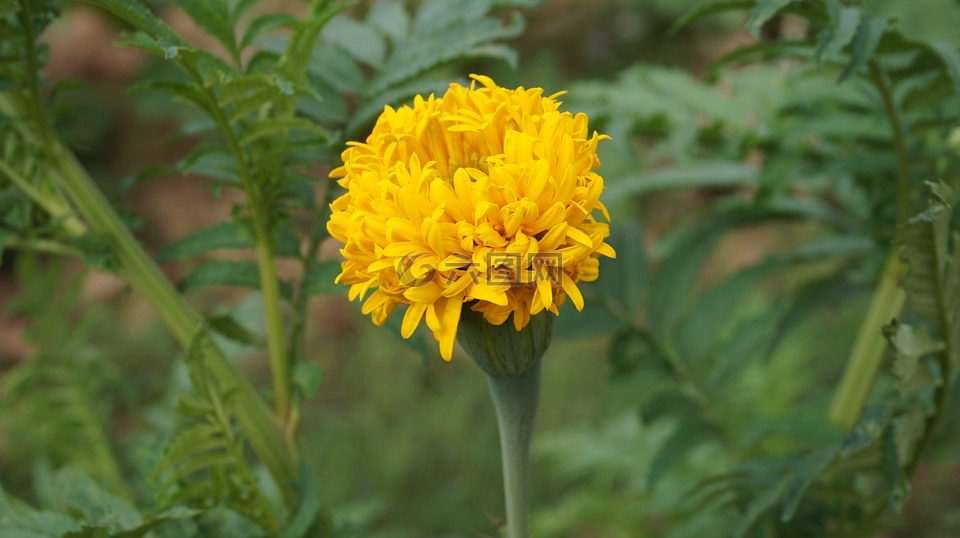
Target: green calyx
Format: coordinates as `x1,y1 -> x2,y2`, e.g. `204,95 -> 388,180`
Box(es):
456,307 -> 555,377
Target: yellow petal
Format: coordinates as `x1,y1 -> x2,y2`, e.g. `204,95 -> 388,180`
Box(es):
468,281 -> 509,306
596,242 -> 617,258
536,279 -> 553,311
566,227 -> 594,248
561,273 -> 585,311
436,297 -> 464,361
403,282 -> 443,303
401,303 -> 427,338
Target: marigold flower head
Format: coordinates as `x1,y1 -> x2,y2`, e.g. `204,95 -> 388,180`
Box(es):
327,75 -> 615,360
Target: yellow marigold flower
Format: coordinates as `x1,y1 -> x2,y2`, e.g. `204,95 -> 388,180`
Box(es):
327,75 -> 615,360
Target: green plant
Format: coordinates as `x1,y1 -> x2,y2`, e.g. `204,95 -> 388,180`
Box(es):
0,0 -> 540,534
526,0 -> 960,536
5,0 -> 960,536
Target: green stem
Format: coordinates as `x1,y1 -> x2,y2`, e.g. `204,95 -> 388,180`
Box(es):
16,0 -> 49,141
485,362 -> 541,538
285,215 -> 329,452
47,140 -> 298,507
181,62 -> 292,425
254,220 -> 291,421
0,237 -> 85,258
870,61 -> 911,226
828,254 -> 906,430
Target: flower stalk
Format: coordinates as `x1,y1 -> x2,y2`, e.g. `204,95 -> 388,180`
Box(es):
485,362 -> 541,538
459,308 -> 553,538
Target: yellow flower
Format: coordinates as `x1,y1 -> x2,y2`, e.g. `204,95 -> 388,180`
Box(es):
327,75 -> 615,360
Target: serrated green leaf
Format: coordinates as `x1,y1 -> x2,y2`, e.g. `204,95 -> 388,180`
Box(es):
277,466 -> 328,538
646,207 -> 806,333
119,32 -> 192,60
111,507 -> 200,538
347,79 -> 449,136
413,0 -> 490,33
230,0 -> 261,21
881,426 -> 912,512
241,13 -> 297,49
279,0 -> 354,85
81,0 -> 177,41
171,0 -> 239,62
605,162 -> 757,200
67,234 -> 115,270
646,224 -> 724,334
208,314 -> 264,347
840,405 -> 890,457
322,15 -> 385,69
747,0 -> 795,37
368,0 -> 409,41
899,182 -> 957,338
675,263 -> 771,363
606,327 -> 665,377
157,222 -> 252,262
927,40 -> 960,102
238,117 -> 330,146
671,1 -> 754,34
128,78 -> 209,112
780,448 -> 838,521
227,87 -> 282,121
713,39 -> 817,69
218,74 -> 288,106
0,486 -> 81,537
840,14 -> 887,82
152,423 -> 226,483
180,146 -> 240,183
732,479 -> 788,538
48,467 -> 141,532
892,405 -> 929,466
368,11 -> 525,96
160,452 -> 239,491
816,1 -> 861,64
640,390 -> 701,425
886,322 -> 944,396
180,259 -> 292,297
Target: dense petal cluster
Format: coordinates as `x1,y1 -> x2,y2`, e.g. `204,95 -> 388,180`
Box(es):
327,75 -> 614,360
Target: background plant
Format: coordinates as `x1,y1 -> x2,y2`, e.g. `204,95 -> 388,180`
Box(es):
2,0 -> 960,537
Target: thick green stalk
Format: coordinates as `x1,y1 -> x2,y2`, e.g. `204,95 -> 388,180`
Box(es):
485,363 -> 541,538
0,156 -> 87,236
828,254 -> 906,429
47,140 -> 298,505
253,215 -> 291,422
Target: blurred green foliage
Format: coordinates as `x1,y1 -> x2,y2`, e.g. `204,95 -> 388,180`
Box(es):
3,0 -> 960,537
